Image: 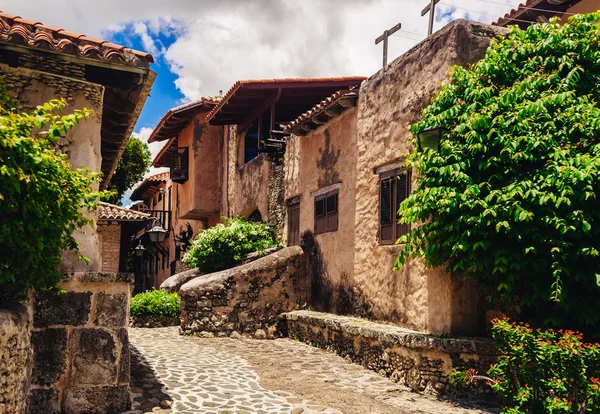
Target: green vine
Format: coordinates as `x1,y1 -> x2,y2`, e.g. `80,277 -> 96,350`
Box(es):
396,14 -> 600,329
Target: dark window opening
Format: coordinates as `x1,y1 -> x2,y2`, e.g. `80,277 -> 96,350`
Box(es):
379,169 -> 411,245
170,147 -> 189,184
245,124 -> 259,163
315,190 -> 338,234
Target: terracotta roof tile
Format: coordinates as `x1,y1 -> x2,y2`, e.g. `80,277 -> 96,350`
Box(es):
0,10 -> 154,66
98,202 -> 149,222
493,0 -> 582,27
130,171 -> 170,201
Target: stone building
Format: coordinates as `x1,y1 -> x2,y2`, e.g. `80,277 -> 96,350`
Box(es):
0,10 -> 154,413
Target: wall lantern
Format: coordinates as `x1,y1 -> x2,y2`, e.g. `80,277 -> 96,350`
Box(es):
134,241 -> 145,257
147,218 -> 167,243
417,126 -> 447,152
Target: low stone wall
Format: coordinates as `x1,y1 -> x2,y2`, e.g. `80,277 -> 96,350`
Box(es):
284,311 -> 496,394
0,302 -> 31,414
179,246 -> 309,338
130,314 -> 180,328
28,272 -> 133,414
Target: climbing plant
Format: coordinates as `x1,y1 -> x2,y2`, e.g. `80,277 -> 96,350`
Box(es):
396,13 -> 600,329
0,83 -> 101,300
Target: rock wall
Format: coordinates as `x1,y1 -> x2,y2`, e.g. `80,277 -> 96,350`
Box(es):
0,302 -> 31,414
353,20 -> 507,335
28,272 -> 133,414
284,310 -> 496,394
179,246 -> 309,338
98,224 -> 121,273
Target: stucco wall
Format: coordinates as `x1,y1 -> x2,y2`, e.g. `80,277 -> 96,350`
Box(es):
2,64 -> 104,273
561,0 -> 599,22
353,20 -> 505,335
283,108 -> 359,313
98,224 -> 121,273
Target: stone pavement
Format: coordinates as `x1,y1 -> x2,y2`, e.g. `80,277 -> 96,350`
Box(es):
126,327 -> 498,414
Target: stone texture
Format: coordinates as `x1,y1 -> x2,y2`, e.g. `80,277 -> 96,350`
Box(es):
95,293 -> 127,327
117,328 -> 130,384
130,314 -> 179,328
283,310 -> 496,394
33,291 -> 91,327
160,268 -> 203,293
27,388 -> 59,414
0,302 -> 31,414
70,328 -> 118,385
62,386 -> 131,414
97,223 -> 122,273
30,328 -> 67,386
179,246 -> 309,337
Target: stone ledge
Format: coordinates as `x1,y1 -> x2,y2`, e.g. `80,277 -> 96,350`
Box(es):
283,310 -> 496,394
62,272 -> 134,284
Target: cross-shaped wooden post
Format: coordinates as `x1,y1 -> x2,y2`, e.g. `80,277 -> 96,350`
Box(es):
375,22 -> 401,67
421,0 -> 441,37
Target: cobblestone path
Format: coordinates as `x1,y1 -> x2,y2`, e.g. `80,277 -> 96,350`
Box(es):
127,327 -> 497,414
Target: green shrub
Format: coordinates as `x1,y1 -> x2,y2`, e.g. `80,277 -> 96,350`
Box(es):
396,13 -> 600,329
183,216 -> 280,273
130,290 -> 180,318
0,83 -> 101,300
453,319 -> 600,413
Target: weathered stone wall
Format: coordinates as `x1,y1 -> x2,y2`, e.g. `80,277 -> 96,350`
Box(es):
98,224 -> 121,273
179,246 -> 309,338
28,272 -> 133,414
2,63 -> 105,273
284,310 -> 495,394
353,20 -> 506,335
283,108 -> 359,314
0,302 -> 31,414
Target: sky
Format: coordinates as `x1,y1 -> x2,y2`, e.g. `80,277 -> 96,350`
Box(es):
2,0 -> 523,202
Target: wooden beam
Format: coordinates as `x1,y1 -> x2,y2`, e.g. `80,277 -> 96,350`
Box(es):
239,88 -> 282,131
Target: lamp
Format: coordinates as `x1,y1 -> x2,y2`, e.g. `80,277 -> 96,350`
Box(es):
134,241 -> 145,257
417,126 -> 447,152
147,217 -> 167,243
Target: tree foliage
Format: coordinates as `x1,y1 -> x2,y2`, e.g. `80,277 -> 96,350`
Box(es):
0,84 -> 100,300
396,14 -> 600,329
183,217 -> 280,274
107,136 -> 151,205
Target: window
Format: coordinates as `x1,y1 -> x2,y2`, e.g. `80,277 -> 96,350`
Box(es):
244,124 -> 259,163
287,201 -> 300,246
379,169 -> 411,244
170,147 -> 189,184
315,190 -> 338,234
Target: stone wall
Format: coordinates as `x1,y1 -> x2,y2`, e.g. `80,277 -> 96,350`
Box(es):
98,224 -> 121,273
179,246 -> 309,338
28,272 -> 133,414
284,310 -> 496,395
0,302 -> 31,414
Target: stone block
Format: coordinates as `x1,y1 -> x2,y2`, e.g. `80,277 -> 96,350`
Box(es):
27,388 -> 59,414
62,385 -> 131,414
117,328 -> 130,384
70,328 -> 117,385
31,328 -> 67,386
94,293 -> 127,327
33,292 -> 91,327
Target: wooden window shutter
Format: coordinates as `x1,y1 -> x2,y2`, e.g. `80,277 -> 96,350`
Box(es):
314,190 -> 338,234
379,172 -> 394,244
396,169 -> 411,238
287,203 -> 300,246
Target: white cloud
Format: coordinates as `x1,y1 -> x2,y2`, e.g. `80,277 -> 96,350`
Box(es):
3,0 -> 523,101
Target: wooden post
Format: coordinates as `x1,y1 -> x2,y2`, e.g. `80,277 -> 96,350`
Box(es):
421,0 -> 440,37
375,22 -> 401,67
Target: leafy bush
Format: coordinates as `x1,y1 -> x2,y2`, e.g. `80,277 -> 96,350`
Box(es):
183,217 -> 280,273
452,319 -> 600,413
130,290 -> 180,318
0,84 -> 100,300
396,14 -> 600,329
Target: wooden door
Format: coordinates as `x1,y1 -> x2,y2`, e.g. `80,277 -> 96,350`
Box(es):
287,203 -> 300,246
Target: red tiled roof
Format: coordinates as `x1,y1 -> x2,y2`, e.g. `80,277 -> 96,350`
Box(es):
493,0 -> 583,28
284,89 -> 359,134
98,202 -> 149,222
147,97 -> 220,143
206,77 -> 367,125
0,11 -> 154,67
130,171 -> 169,201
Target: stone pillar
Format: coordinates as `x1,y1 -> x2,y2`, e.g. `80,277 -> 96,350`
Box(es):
98,223 -> 122,273
28,272 -> 133,414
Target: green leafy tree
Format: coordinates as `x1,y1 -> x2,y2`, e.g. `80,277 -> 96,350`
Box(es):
396,14 -> 600,330
0,84 -> 100,300
183,217 -> 280,273
107,136 -> 151,205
